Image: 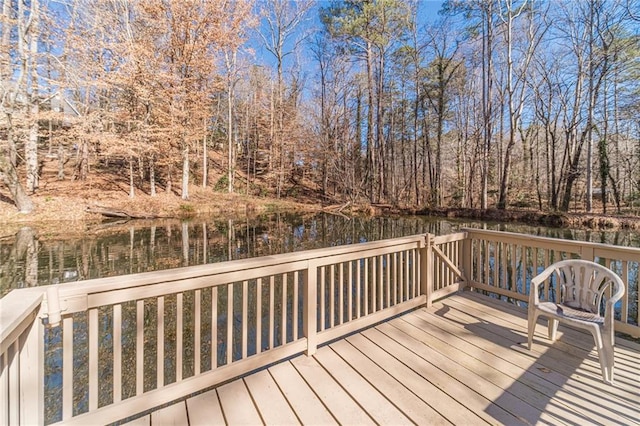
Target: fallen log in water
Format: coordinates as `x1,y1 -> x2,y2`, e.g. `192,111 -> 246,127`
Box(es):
86,205 -> 160,219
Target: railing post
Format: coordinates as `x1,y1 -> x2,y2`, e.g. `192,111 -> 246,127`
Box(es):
462,231 -> 472,290
581,245 -> 595,262
20,315 -> 44,425
304,262 -> 317,356
422,234 -> 434,308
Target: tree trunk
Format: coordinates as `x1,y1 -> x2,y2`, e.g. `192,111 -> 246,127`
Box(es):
57,144 -> 65,180
0,155 -> 34,213
181,144 -> 189,200
366,41 -> 376,203
128,157 -> 135,198
202,118 -> 208,188
25,0 -> 40,194
481,2 -> 493,210
149,155 -> 156,197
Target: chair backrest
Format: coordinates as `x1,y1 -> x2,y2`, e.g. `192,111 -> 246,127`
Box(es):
553,260 -> 623,314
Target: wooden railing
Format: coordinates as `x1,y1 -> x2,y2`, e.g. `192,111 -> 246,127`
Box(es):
464,228 -> 640,338
3,234 -> 459,425
1,229 -> 637,425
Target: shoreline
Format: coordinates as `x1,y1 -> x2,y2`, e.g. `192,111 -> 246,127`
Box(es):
1,191 -> 638,240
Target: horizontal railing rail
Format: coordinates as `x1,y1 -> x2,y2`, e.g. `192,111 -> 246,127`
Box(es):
464,228 -> 640,338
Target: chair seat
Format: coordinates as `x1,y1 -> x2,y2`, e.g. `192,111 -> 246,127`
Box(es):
537,302 -> 604,324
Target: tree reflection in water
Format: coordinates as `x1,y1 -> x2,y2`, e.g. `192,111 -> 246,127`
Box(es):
2,213 -> 640,298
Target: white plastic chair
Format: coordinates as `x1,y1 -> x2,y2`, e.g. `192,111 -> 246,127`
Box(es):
527,259 -> 625,384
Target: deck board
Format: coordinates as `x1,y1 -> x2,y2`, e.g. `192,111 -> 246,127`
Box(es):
141,292 -> 640,426
329,338 -> 452,425
268,361 -> 336,424
244,369 -> 300,425
150,401 -> 188,425
217,379 -> 263,425
186,389 -> 225,425
290,353 -> 375,425
313,345 -> 411,425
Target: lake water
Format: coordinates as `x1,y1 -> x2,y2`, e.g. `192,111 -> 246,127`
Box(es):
2,212 -> 639,298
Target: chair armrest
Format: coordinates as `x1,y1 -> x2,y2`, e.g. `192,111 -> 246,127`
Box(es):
604,274 -> 625,323
529,264 -> 558,306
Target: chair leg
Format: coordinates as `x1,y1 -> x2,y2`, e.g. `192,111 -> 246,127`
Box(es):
601,337 -> 615,385
547,318 -> 559,341
527,311 -> 539,350
592,329 -> 614,385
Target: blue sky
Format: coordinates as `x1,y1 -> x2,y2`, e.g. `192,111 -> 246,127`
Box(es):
250,0 -> 446,86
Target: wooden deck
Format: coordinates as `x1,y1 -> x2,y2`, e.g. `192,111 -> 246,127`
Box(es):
126,292 -> 640,426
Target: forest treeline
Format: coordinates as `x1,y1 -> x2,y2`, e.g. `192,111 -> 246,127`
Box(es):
1,0 -> 639,215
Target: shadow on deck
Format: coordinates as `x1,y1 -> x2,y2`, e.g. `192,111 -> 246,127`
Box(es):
127,292 -> 640,425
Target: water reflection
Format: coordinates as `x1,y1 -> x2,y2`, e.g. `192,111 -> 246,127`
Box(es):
2,213 -> 639,297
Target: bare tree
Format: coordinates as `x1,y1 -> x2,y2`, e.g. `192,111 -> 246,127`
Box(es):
259,0 -> 314,199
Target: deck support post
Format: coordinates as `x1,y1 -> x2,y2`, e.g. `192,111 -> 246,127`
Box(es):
303,262 -> 317,356
20,315 -> 44,425
423,234 -> 434,308
462,232 -> 471,290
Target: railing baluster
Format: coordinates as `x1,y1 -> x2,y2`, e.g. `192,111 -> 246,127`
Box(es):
330,265 -> 335,328
475,239 -> 481,283
195,289 -> 201,375
437,246 -> 442,290
256,278 -> 262,354
412,249 -> 418,299
386,254 -> 391,308
338,265 -> 344,325
364,258 -> 369,316
378,255 -> 384,309
89,308 -> 98,411
356,259 -> 361,319
405,250 -> 410,298
634,261 -> 639,327
211,287 -> 218,369
399,252 -> 405,302
293,271 -> 299,339
63,315 -> 73,419
348,261 -> 353,321
320,267 -> 325,331
157,296 -> 164,387
483,241 -> 490,286
621,261 -> 629,323
455,241 -> 460,289
113,304 -> 122,403
520,246 -> 526,296
242,281 -> 248,359
136,300 -> 144,396
496,242 -> 501,289
371,258 -> 377,313
511,244 -> 517,295
177,293 -> 183,382
269,276 -> 274,350
227,284 -> 233,364
282,273 -> 288,344
304,264 -> 317,356
393,252 -> 398,305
